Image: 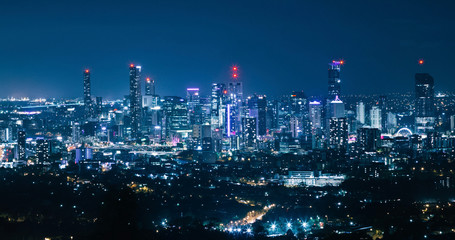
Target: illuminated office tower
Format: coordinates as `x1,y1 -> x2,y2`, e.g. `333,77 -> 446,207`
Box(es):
356,101 -> 365,125
370,106 -> 382,130
83,69 -> 93,120
227,66 -> 243,136
329,96 -> 345,118
129,64 -> 142,139
309,100 -> 322,135
415,73 -> 435,133
145,77 -> 155,96
163,96 -> 189,138
143,77 -> 159,108
210,83 -> 227,132
289,116 -> 301,138
17,130 -> 26,160
378,95 -> 387,130
187,88 -> 202,125
357,126 -> 381,153
242,117 -> 257,148
329,117 -> 348,150
36,139 -> 49,162
328,60 -> 344,101
247,94 -> 267,136
95,97 -> 102,117
290,91 -> 306,115
386,112 -> 397,131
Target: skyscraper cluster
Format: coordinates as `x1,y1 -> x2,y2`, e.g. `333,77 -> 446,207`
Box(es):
70,60 -> 440,163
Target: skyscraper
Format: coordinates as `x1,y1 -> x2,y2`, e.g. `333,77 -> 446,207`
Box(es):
370,106 -> 382,130
290,91 -> 306,115
145,77 -> 155,96
356,101 -> 365,125
227,67 -> 243,137
378,95 -> 387,130
129,64 -> 142,139
329,96 -> 345,118
242,117 -> 257,149
415,73 -> 435,133
357,126 -> 381,153
210,83 -> 226,133
247,94 -> 267,136
309,100 -> 322,135
163,96 -> 189,137
187,88 -> 201,125
95,96 -> 102,117
83,69 -> 93,120
329,117 -> 348,150
17,130 -> 26,160
328,60 -> 343,101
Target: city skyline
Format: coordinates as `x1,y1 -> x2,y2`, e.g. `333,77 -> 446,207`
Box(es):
2,1 -> 455,239
1,0 -> 455,98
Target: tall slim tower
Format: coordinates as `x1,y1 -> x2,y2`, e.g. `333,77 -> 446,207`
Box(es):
356,101 -> 365,125
227,66 -> 243,137
370,106 -> 382,130
187,88 -> 202,125
83,69 -> 93,119
309,100 -> 322,135
17,130 -> 26,160
415,73 -> 435,133
328,60 -> 343,101
129,64 -> 142,139
145,77 -> 155,96
210,83 -> 226,133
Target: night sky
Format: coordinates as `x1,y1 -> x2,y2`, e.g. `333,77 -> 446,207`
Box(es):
1,0 -> 454,99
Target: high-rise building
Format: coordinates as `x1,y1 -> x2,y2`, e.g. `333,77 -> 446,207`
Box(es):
95,96 -> 102,117
329,117 -> 348,150
289,116 -> 301,138
415,73 -> 435,133
356,101 -> 365,125
187,88 -> 202,125
145,77 -> 155,96
242,117 -> 257,148
329,96 -> 345,118
328,60 -> 343,101
129,64 -> 142,138
247,94 -> 267,136
309,100 -> 322,135
227,81 -> 243,136
378,95 -> 387,130
386,112 -> 397,132
17,130 -> 26,160
143,77 -> 159,108
451,115 -> 455,132
36,139 -> 49,162
357,127 -> 381,153
83,69 -> 93,120
290,91 -> 306,115
210,83 -> 226,133
163,96 -> 189,137
370,106 -> 382,130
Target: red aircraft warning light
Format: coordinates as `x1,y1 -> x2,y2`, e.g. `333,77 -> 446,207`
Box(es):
146,77 -> 150,82
340,60 -> 344,65
233,73 -> 238,78
130,64 -> 134,68
85,69 -> 89,73
419,59 -> 424,65
233,66 -> 237,71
